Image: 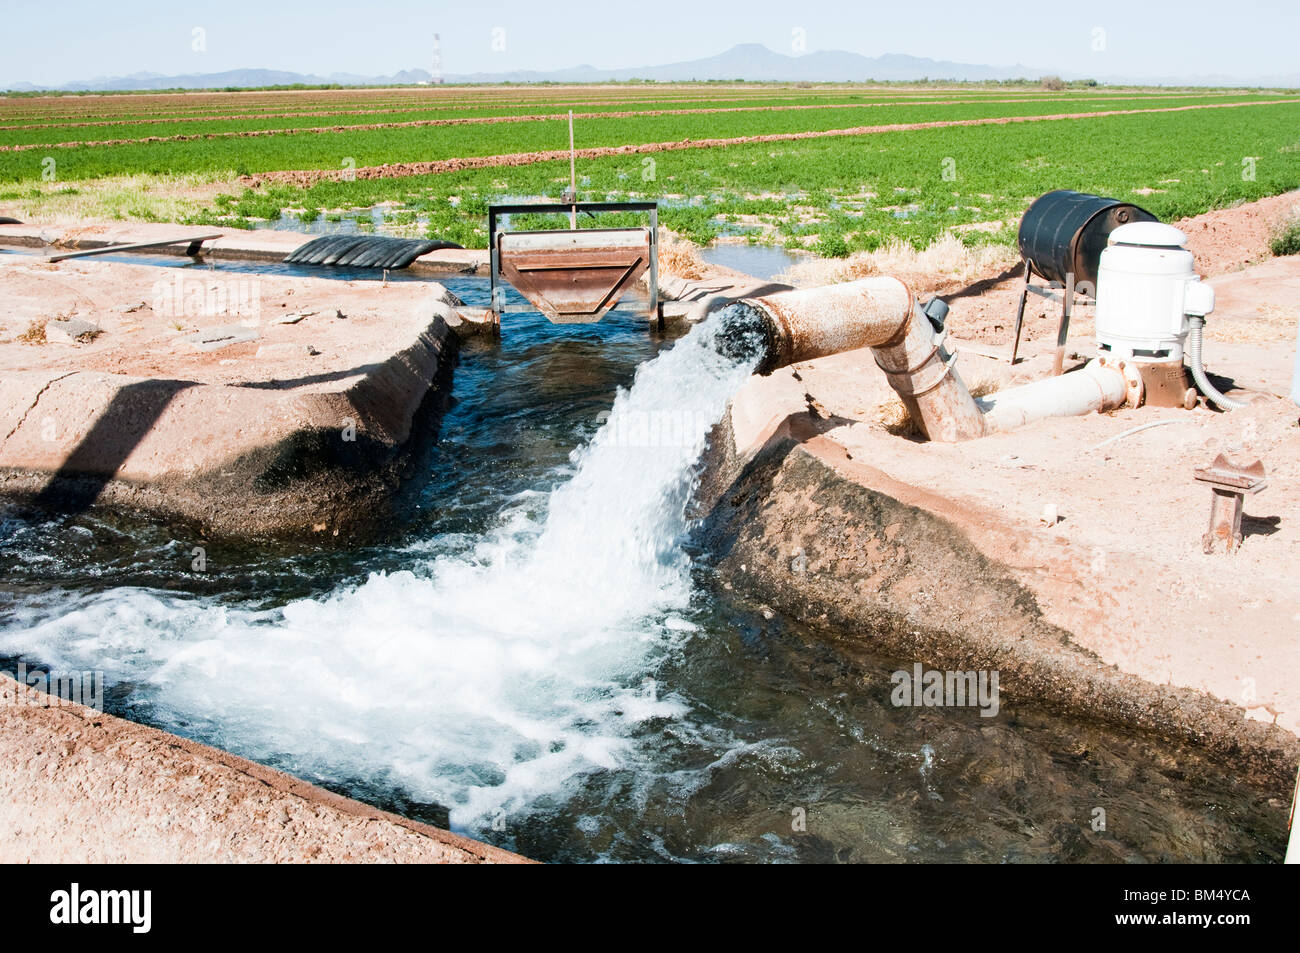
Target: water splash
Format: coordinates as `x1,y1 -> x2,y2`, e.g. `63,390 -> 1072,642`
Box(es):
0,309 -> 763,830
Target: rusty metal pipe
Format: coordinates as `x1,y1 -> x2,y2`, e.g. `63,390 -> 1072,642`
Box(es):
730,279 -> 1140,443
741,278 -> 913,370
733,278 -> 987,442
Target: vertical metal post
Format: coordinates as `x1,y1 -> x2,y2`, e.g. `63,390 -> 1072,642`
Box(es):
648,206 -> 660,328
488,206 -> 501,314
1204,488 -> 1246,553
1052,271 -> 1075,376
1010,261 -> 1031,365
1193,454 -> 1266,554
568,111 -> 577,230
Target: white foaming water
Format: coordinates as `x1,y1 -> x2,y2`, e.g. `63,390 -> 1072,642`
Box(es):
0,311 -> 761,829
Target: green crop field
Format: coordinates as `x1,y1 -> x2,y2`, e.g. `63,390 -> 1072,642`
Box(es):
1,82 -> 1297,255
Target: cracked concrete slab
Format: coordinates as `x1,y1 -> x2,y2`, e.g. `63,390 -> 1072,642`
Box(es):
0,256 -> 460,537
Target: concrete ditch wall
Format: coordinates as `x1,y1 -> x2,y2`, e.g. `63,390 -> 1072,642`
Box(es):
695,412 -> 1300,796
0,253 -> 531,860
0,258 -> 466,538
0,674 -> 527,863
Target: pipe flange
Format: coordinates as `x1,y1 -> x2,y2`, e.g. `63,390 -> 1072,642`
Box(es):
1099,356 -> 1143,408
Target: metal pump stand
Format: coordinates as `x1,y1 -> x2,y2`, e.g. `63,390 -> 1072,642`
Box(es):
1010,263 -> 1089,376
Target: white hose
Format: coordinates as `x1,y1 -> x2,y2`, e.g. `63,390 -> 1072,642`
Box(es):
1187,316 -> 1246,411
1086,418 -> 1191,452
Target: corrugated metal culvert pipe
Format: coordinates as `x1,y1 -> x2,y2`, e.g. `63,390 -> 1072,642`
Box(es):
720,277 -> 1139,441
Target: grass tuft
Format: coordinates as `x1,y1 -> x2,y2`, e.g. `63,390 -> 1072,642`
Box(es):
18,319 -> 47,345
778,233 -> 1019,296
656,229 -> 707,280
1269,215 -> 1300,257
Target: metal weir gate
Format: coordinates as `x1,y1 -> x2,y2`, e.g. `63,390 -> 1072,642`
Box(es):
487,201 -> 660,329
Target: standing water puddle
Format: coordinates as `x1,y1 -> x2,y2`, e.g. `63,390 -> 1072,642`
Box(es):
699,244 -> 809,282
0,258 -> 1286,862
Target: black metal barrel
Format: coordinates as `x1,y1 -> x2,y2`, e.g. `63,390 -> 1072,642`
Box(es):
1018,190 -> 1156,289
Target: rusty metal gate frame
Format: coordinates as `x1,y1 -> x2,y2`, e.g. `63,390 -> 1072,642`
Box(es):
487,201 -> 659,327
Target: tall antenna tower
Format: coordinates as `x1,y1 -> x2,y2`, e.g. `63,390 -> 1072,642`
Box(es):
431,33 -> 444,85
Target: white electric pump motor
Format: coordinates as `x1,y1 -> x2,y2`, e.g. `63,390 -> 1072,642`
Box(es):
1094,221 -> 1213,363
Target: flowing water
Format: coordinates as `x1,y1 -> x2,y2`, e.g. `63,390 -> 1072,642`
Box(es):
0,260 -> 1287,862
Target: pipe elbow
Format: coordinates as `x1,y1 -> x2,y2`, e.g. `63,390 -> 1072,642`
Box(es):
727,278 -> 987,442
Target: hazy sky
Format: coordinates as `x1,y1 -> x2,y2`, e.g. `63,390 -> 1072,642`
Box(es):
3,0 -> 1297,86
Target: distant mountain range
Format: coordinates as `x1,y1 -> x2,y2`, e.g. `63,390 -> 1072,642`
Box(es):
5,43 -> 1298,92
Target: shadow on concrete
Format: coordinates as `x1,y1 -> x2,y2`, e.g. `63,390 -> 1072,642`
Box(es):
31,379 -> 197,519
729,282 -> 797,300
684,283 -> 797,319
235,364 -> 385,390
1201,368 -> 1253,405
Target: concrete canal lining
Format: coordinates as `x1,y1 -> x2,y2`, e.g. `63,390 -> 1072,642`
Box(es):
0,255 -> 465,537
2,215 -> 1295,857
0,674 -> 527,863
